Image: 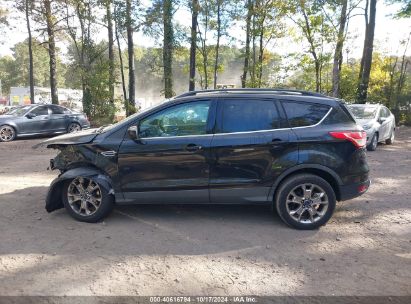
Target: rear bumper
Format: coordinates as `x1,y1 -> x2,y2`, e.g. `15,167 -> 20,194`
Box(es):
339,179 -> 371,201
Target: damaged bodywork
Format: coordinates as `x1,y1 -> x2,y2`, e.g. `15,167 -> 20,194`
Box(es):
37,128 -> 120,213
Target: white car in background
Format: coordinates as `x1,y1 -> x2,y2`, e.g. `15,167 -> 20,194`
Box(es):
348,104 -> 396,151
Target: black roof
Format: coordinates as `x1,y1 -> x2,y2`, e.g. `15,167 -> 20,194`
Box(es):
174,88 -> 342,106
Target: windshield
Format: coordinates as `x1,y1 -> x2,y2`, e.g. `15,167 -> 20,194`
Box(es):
348,106 -> 377,119
8,106 -> 33,116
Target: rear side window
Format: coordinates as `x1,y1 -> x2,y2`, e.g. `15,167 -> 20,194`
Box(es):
282,101 -> 330,127
49,105 -> 71,114
219,99 -> 280,133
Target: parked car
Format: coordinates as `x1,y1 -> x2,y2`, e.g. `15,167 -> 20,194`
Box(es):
347,104 -> 395,151
39,89 -> 370,230
0,104 -> 90,142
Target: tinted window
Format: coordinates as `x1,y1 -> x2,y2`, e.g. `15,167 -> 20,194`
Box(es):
139,101 -> 211,138
219,99 -> 280,133
50,105 -> 70,114
31,106 -> 49,116
282,101 -> 330,127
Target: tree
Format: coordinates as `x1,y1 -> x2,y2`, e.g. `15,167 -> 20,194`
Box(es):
357,0 -> 377,103
105,0 -> 115,104
163,0 -> 174,98
242,0 -> 253,88
331,0 -> 348,97
43,0 -> 59,104
189,0 -> 199,91
126,0 -> 135,115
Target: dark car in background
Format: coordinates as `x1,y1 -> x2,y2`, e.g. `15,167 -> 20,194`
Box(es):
39,89 -> 370,230
0,104 -> 90,142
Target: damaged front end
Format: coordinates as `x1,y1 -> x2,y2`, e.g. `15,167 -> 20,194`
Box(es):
35,130 -> 116,213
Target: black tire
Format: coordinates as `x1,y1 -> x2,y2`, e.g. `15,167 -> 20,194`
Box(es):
367,133 -> 378,151
62,177 -> 114,223
0,125 -> 16,142
385,130 -> 395,145
67,122 -> 82,133
275,173 -> 336,230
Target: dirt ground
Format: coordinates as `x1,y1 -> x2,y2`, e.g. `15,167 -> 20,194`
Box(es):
0,128 -> 410,296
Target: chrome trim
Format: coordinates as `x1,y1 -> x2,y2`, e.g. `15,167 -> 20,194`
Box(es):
138,108 -> 333,139
100,150 -> 117,157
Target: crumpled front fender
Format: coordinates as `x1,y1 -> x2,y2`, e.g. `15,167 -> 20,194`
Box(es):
46,167 -> 115,213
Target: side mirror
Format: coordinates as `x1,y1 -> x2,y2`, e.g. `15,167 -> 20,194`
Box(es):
379,117 -> 386,123
127,125 -> 140,141
26,112 -> 36,119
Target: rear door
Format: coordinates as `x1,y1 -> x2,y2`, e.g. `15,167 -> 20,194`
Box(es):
48,105 -> 70,132
209,97 -> 298,204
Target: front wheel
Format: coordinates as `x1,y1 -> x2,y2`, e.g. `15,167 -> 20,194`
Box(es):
367,133 -> 378,151
275,174 -> 336,230
0,125 -> 16,142
62,176 -> 114,222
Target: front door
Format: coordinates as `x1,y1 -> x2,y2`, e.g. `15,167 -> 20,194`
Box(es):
118,100 -> 216,203
209,97 -> 298,203
22,105 -> 51,134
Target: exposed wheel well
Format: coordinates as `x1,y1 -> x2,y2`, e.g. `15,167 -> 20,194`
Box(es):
275,168 -> 341,201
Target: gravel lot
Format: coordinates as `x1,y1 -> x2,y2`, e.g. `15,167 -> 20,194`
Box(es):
0,128 -> 410,296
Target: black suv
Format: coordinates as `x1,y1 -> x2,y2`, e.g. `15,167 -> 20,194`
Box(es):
40,89 -> 370,229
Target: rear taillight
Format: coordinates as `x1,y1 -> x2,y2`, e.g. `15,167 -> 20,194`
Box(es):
329,131 -> 367,148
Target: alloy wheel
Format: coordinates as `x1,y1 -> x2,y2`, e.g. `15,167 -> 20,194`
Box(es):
68,123 -> 81,133
285,183 -> 329,224
0,126 -> 15,142
67,177 -> 102,216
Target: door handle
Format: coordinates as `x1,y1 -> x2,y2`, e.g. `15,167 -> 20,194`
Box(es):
186,144 -> 202,152
271,138 -> 283,143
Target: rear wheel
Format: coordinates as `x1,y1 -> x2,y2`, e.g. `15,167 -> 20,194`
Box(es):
367,133 -> 378,151
67,122 -> 81,133
0,125 -> 16,142
62,176 -> 114,222
385,130 -> 395,145
275,174 -> 336,230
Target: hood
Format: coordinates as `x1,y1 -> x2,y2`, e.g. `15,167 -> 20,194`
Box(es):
33,128 -> 99,149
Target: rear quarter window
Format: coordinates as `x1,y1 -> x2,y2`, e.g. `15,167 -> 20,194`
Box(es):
282,101 -> 330,127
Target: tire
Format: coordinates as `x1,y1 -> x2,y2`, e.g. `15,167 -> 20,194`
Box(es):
367,133 -> 378,151
385,130 -> 395,145
275,174 -> 336,230
62,176 -> 114,223
0,125 -> 16,142
67,122 -> 81,133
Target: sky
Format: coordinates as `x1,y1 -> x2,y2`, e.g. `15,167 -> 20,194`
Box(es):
0,1 -> 410,60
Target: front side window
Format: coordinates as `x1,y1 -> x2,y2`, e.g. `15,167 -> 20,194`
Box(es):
282,101 -> 330,127
219,99 -> 280,133
31,106 -> 49,116
139,101 -> 211,138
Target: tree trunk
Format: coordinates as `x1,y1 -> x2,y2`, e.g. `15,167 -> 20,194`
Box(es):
115,18 -> 127,105
242,0 -> 252,88
44,0 -> 58,104
189,0 -> 199,91
213,0 -> 222,89
126,0 -> 135,115
331,0 -> 347,97
357,0 -> 376,103
106,0 -> 115,104
25,0 -> 35,104
163,0 -> 174,98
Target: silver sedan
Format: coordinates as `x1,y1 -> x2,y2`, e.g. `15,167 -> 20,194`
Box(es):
348,104 -> 396,151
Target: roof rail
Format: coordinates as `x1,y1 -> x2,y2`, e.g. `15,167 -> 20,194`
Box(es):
175,88 -> 327,98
